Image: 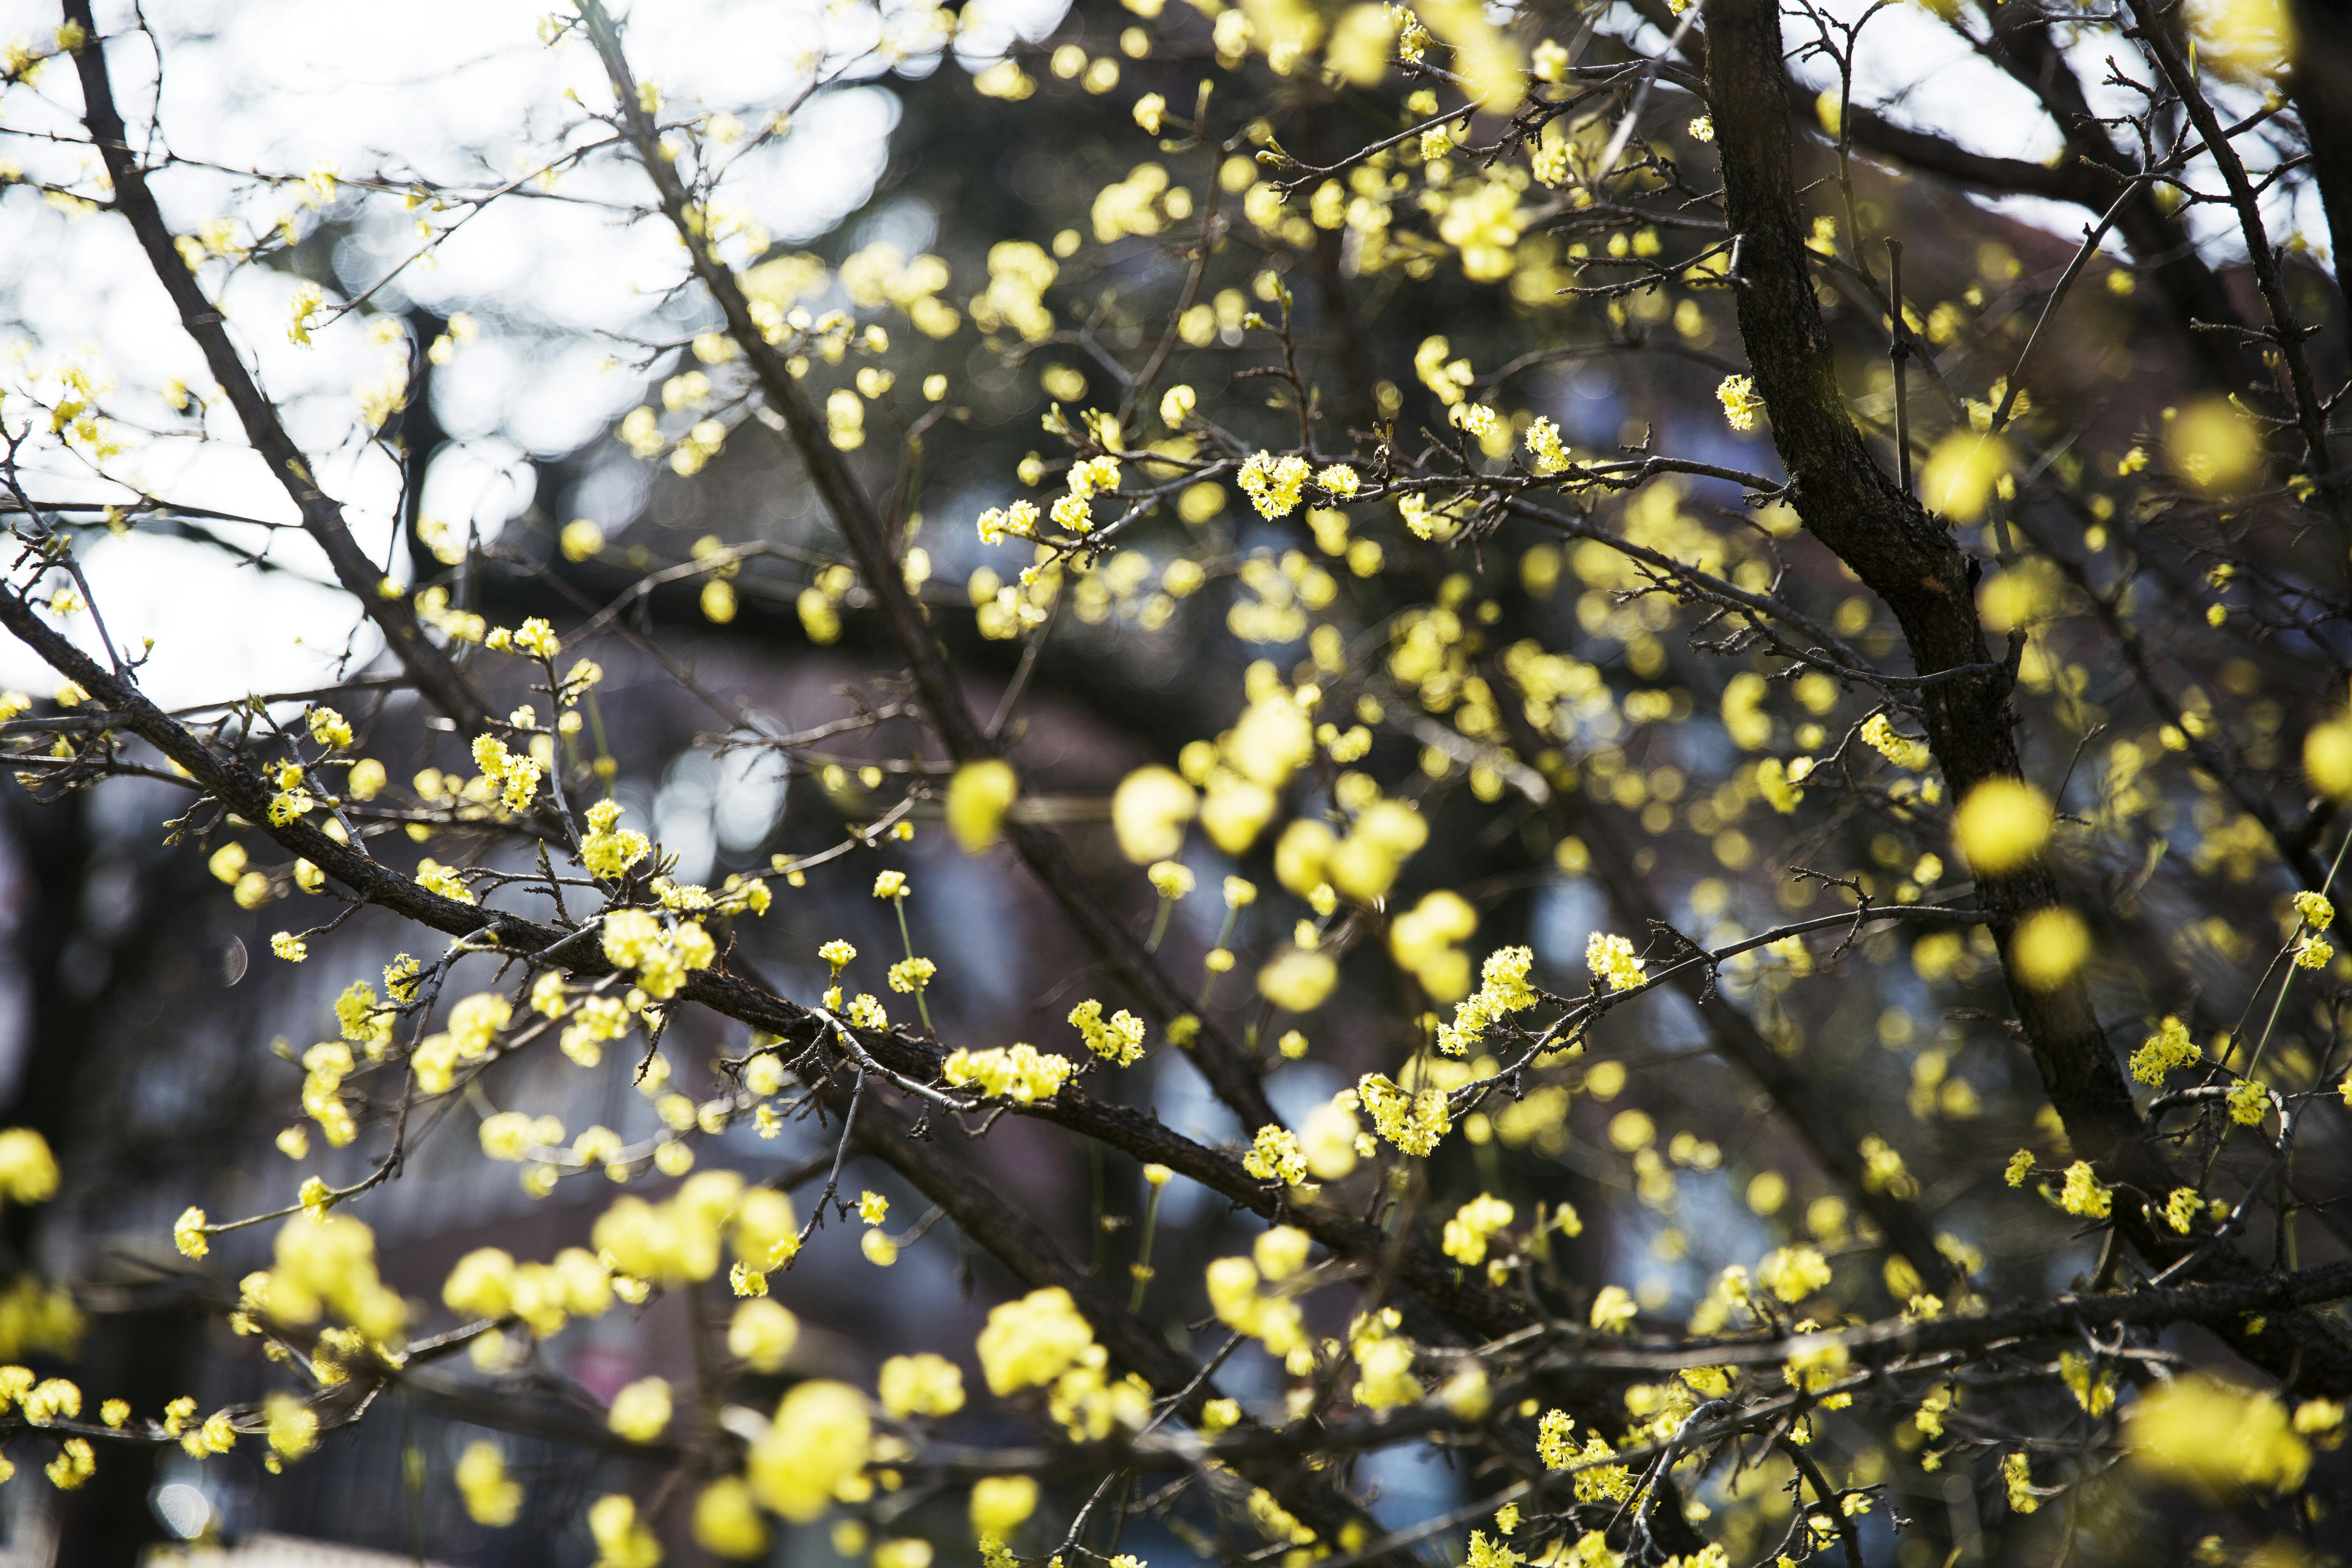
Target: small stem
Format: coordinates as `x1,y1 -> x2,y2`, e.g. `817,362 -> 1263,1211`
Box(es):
893,896 -> 933,1033
1146,895 -> 1174,953
1129,1179 -> 1167,1313
1196,907 -> 1240,1008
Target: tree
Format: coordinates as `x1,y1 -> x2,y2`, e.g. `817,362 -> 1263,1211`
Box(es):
0,0 -> 2347,1563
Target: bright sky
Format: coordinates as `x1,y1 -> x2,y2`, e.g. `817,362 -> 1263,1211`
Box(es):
0,0 -> 2310,707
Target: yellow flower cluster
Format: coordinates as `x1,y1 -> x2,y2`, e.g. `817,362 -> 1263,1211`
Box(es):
334,980 -> 392,1054
581,799 -> 652,880
479,1111 -> 564,1163
469,733 -> 542,813
1589,1285 -> 1637,1334
1350,1307 -> 1419,1409
588,1494 -> 662,1568
1757,1245 -> 1832,1302
1238,451 -> 1311,518
1391,889 -> 1477,1001
1241,1123 -> 1309,1185
2163,1186 -> 2203,1233
1441,1193 -> 1513,1265
2059,1350 -> 2116,1415
300,1041 -> 356,1146
601,909 -> 716,1000
729,1297 -> 799,1368
1525,416 -> 1571,476
745,1379 -> 871,1522
1952,777 -> 2052,875
1434,945 -> 1537,1055
2059,1160 -> 2111,1217
1206,1255 -> 1306,1357
2129,1374 -> 2314,1494
1715,374 -> 1763,432
1860,713 -> 1931,771
971,1285 -> 1147,1438
306,706 -> 353,749
608,1377 -> 671,1442
442,1244 -> 613,1337
976,498 -> 1040,545
456,1441 -> 523,1526
1586,931 -> 1646,992
592,1172 -> 780,1290
0,1129 -> 56,1205
246,1212 -> 407,1342
1415,335 -> 1472,405
1069,998 -> 1147,1065
1535,1408 -> 1633,1501
976,1286 -> 1096,1395
560,994 -> 631,1067
943,1043 -> 1075,1102
1356,1072 -> 1451,1155
2131,1016 -> 2201,1085
878,1352 -> 965,1419
415,858 -> 475,904
1276,796 -> 1431,904
411,991 -> 512,1094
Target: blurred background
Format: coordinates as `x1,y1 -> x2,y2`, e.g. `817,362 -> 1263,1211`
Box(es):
0,0 -> 2344,1564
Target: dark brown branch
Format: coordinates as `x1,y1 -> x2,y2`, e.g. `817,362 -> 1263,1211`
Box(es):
60,2 -> 494,734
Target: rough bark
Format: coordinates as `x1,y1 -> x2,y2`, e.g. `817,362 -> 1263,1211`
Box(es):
1701,0 -> 2352,1394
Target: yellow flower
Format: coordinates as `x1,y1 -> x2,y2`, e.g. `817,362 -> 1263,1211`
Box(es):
1952,778 -> 2053,874
971,1475 -> 1038,1537
693,1476 -> 769,1559
2129,1374 -> 2309,1494
1861,713 -> 1932,771
2307,717 -> 2352,801
946,760 -> 1018,851
1588,1284 -> 1637,1334
728,1298 -> 799,1372
587,1494 -> 662,1568
607,1376 -> 671,1442
0,1129 -> 58,1205
1921,432 -> 2013,522
879,1352 -> 965,1418
1586,931 -> 1646,992
1111,766 -> 1197,862
1069,999 -> 1147,1065
1238,452 -> 1312,518
2132,1016 -> 2201,1085
976,1287 -> 1097,1395
1715,375 -> 1764,432
747,1381 -> 869,1521
1241,1124 -> 1310,1185
2010,907 -> 2089,992
1257,948 -> 1338,1012
2058,1160 -> 2111,1218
